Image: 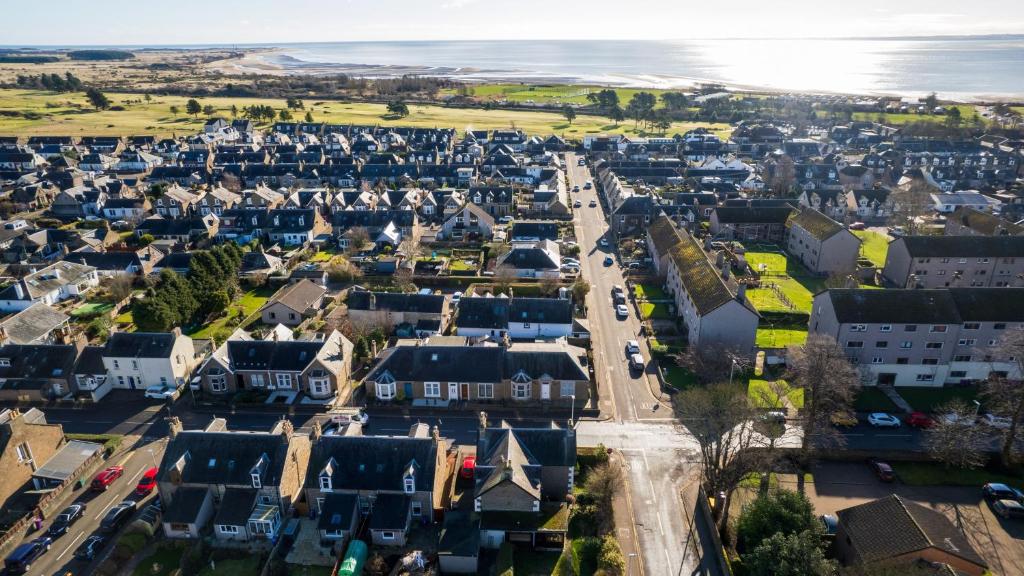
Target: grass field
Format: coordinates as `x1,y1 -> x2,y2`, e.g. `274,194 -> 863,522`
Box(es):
745,248 -> 825,313
440,83 -> 678,107
889,462 -> 1023,487
755,326 -> 808,349
895,386 -> 981,413
817,105 -> 984,126
71,301 -> 114,317
854,387 -> 897,412
0,88 -> 733,139
854,230 -> 890,267
634,283 -> 667,300
748,378 -> 804,409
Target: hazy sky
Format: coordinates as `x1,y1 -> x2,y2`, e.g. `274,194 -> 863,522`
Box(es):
5,0 -> 1023,45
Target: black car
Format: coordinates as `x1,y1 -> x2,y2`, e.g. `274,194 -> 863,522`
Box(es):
99,501 -> 137,533
73,535 -> 106,561
48,503 -> 87,538
4,537 -> 51,574
868,458 -> 895,482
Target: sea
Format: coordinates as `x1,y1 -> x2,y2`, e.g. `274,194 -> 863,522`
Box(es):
256,37 -> 1024,102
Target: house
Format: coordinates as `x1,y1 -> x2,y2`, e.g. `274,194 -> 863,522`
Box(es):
610,195 -> 656,237
155,185 -> 202,218
930,191 -> 1000,214
845,188 -> 894,224
709,206 -> 794,243
64,247 -> 162,277
303,424 -> 448,548
663,226 -> 759,355
332,210 -> 420,251
0,344 -> 78,401
260,280 -> 327,326
835,495 -> 988,576
239,250 -> 284,278
365,340 -> 590,406
157,417 -> 311,542
346,291 -> 451,337
72,346 -> 110,401
0,260 -> 99,312
817,286 -> 1024,386
101,197 -> 151,222
474,415 -> 574,551
196,330 -> 353,400
944,207 -> 1024,237
441,203 -> 495,241
882,236 -> 1024,288
785,209 -> 861,274
0,408 -> 67,513
197,186 -> 242,216
102,328 -> 201,391
266,208 -> 329,246
496,240 -> 561,279
0,303 -> 70,345
454,297 -> 574,340
509,221 -> 559,243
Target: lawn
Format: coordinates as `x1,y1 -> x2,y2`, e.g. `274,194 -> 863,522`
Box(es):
0,88 -> 733,140
854,230 -> 890,267
198,556 -> 262,576
188,286 -> 275,340
894,386 -> 981,413
755,326 -> 808,349
745,287 -> 791,313
640,302 -> 672,319
514,549 -> 562,576
441,83 -> 677,107
634,283 -> 667,300
817,105 -> 985,126
132,544 -> 184,576
662,365 -> 698,391
744,250 -> 789,275
745,249 -> 825,313
748,378 -> 804,409
853,387 -> 898,412
70,301 -> 114,317
889,462 -> 1023,487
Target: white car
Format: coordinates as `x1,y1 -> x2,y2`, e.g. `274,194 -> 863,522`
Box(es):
615,304 -> 629,318
981,413 -> 1012,429
144,384 -> 179,400
451,291 -> 462,305
625,340 -> 640,354
560,264 -> 580,274
867,413 -> 901,428
498,216 -> 514,224
598,238 -> 609,248
629,353 -> 644,371
561,257 -> 580,265
329,409 -> 369,425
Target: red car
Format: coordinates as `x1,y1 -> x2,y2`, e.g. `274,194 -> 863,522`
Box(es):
91,466 -> 124,491
135,467 -> 158,496
868,458 -> 895,483
460,456 -> 476,479
905,412 -> 934,428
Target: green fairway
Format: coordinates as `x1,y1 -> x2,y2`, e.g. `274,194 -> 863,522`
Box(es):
854,230 -> 890,267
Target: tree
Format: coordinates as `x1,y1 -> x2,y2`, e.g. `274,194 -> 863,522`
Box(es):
278,109 -> 293,121
185,99 -> 201,117
304,111 -> 314,123
539,276 -> 560,296
571,277 -> 590,303
202,104 -> 215,116
387,100 -> 410,118
169,105 -> 179,116
743,531 -> 836,576
923,92 -> 939,111
609,104 -> 625,126
230,104 -> 238,117
85,87 -> 110,110
671,344 -> 748,386
674,382 -> 767,529
494,265 -> 517,295
107,273 -> 135,303
890,180 -> 935,236
983,328 -> 1024,465
768,156 -> 796,196
582,462 -> 624,534
660,92 -> 690,111
143,93 -> 151,102
625,92 -> 656,129
786,334 -> 860,459
735,489 -> 817,553
345,227 -> 371,254
596,535 -> 626,576
925,399 -> 988,469
945,106 -> 962,128
562,106 -> 577,125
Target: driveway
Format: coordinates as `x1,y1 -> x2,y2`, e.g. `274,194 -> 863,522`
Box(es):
806,462 -> 1024,575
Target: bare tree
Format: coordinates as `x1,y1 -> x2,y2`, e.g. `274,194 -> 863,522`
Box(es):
983,326 -> 1024,466
924,400 -> 988,469
345,227 -> 371,254
494,265 -> 517,295
538,276 -> 560,297
675,382 -> 770,530
768,156 -> 796,197
786,334 -> 861,459
889,180 -> 935,235
824,267 -> 859,289
107,273 -> 135,303
671,345 -> 749,386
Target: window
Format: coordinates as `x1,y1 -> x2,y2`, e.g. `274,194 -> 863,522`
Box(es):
209,375 -> 226,392
846,341 -> 863,348
0,358 -> 9,367
15,442 -> 31,463
411,502 -> 422,517
850,324 -> 867,332
113,360 -> 120,369
871,357 -> 884,364
512,381 -> 531,399
404,477 -> 415,494
218,525 -> 240,534
250,374 -> 265,387
381,531 -> 396,541
875,341 -> 889,348
560,381 -> 575,398
925,342 -> 943,349
880,325 -> 892,332
916,374 -> 935,382
319,475 -> 332,491
922,358 -> 939,365
132,360 -> 139,370
950,371 -> 968,378
424,382 -> 441,398
994,323 -> 1007,330
252,474 -> 261,488
896,358 -> 909,365
376,381 -> 396,400
988,340 -> 998,346
963,323 -> 980,330
930,325 -> 948,333
905,325 -> 918,332
953,355 -> 972,362
897,341 -> 912,349
276,373 -> 292,388
958,339 -> 976,346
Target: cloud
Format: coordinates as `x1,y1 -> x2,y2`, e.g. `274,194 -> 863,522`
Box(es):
442,0 -> 478,8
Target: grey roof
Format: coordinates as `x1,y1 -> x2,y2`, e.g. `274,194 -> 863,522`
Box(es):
158,430 -> 291,486
509,298 -> 573,325
510,221 -> 559,241
367,344 -> 587,384
32,440 -> 103,482
713,206 -> 794,224
18,261 -> 96,300
948,288 -> 1024,322
837,494 -> 987,568
787,208 -> 846,241
438,510 -> 480,557
266,280 -> 325,314
477,426 -> 577,468
456,297 -> 510,330
948,207 -> 1024,236
163,486 -> 211,524
368,493 -> 411,530
0,303 -> 68,345
227,340 -> 325,371
317,493 -> 358,532
498,241 -> 559,270
308,435 -> 439,493
213,488 -> 258,527
0,344 -> 77,381
898,235 -> 1024,258
73,346 -> 106,376
824,289 -> 961,325
347,291 -> 446,314
105,332 -> 177,358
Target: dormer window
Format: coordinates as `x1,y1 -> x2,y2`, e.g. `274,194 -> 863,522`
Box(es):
251,473 -> 262,488
0,358 -> 9,367
319,474 -> 332,491
404,476 -> 415,494
320,457 -> 336,491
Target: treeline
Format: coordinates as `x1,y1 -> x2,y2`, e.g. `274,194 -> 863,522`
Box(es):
13,72 -> 84,92
67,49 -> 135,61
133,243 -> 243,332
153,74 -> 450,101
0,55 -> 59,64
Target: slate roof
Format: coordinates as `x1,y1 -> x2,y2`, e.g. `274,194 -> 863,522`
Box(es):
825,289 -> 960,325
477,426 -> 577,468
227,340 -> 325,371
837,495 -> 987,568
898,235 -> 1024,258
498,240 -> 559,271
64,251 -> 143,271
0,344 -> 77,381
712,206 -> 794,224
948,288 -> 1024,322
369,493 -> 411,530
317,493 -> 359,532
438,510 -> 480,557
509,298 -> 572,325
105,332 -> 177,358
948,207 -> 1024,236
308,435 -> 439,492
787,208 -> 846,241
367,343 -> 587,383
668,229 -> 743,316
510,222 -> 559,241
17,261 -> 96,300
347,291 -> 446,314
162,486 -> 210,524
456,297 -> 509,330
213,488 -> 257,527
0,303 -> 68,345
159,430 -> 291,486
266,280 -> 325,314
73,345 -> 106,376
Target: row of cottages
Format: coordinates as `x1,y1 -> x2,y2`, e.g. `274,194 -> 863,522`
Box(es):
365,339 -> 590,406
881,236 -> 1024,289
196,328 -> 353,401
810,288 -> 1024,387
943,207 -> 1024,237
454,296 -> 582,340
785,208 -> 861,275
646,216 -> 759,356
0,260 -> 100,312
345,291 -> 452,338
796,188 -> 895,225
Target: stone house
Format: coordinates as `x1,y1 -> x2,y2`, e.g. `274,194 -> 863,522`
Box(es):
259,280 -> 327,327
0,408 -> 66,514
346,291 -> 451,337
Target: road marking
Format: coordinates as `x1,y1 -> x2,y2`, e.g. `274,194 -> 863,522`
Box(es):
57,532 -> 84,560
656,511 -> 665,536
94,496 -> 118,520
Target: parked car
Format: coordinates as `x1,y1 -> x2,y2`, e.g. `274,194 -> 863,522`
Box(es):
867,413 -> 901,428
598,237 -> 609,248
981,413 -> 1012,429
625,340 -> 641,355
848,222 -> 866,231
584,180 -> 593,189
905,412 -> 934,428
561,264 -> 580,274
629,353 -> 644,371
47,503 -> 86,538
762,410 -> 786,424
983,483 -> 1024,502
451,292 -> 462,305
578,158 -> 586,166
460,456 -> 476,479
830,411 -> 858,428
573,200 -> 582,208
328,409 -> 369,426
993,499 -> 1024,519
498,216 -> 514,224
561,257 -> 580,266
136,467 -> 158,496
4,537 -> 51,573
819,514 -> 838,538
100,501 -> 137,533
615,304 -> 629,318
572,185 -> 580,192
604,256 -> 614,266
589,200 -> 597,207
144,384 -> 179,400
91,466 -> 124,491
868,458 -> 895,482
74,535 -> 106,561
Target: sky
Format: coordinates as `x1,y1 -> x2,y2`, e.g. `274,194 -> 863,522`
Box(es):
4,0 -> 1023,46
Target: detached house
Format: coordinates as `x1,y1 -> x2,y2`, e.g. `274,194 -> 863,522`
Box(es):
0,260 -> 99,312
102,329 -> 201,391
260,280 -> 327,326
346,291 -> 451,337
441,202 -> 496,241
158,417 -> 311,542
496,240 -> 561,280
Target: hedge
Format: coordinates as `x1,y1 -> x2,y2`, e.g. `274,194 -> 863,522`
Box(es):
571,537 -> 601,576
576,445 -> 609,473
66,433 -> 123,454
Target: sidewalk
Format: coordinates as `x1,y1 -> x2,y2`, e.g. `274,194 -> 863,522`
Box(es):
611,451 -> 643,576
680,481 -> 728,576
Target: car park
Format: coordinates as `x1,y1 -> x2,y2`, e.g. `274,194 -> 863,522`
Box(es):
136,467 -> 158,496
905,412 -> 934,428
867,458 -> 895,482
4,537 -> 51,573
983,483 -> 1024,502
625,340 -> 640,355
993,499 -> 1024,519
47,503 -> 86,538
867,412 -> 901,428
91,466 -> 124,491
144,384 -> 179,400
615,304 -> 628,318
74,535 -> 106,561
100,500 -> 137,533
629,353 -> 644,371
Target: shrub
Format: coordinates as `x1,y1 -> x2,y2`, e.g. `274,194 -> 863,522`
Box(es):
496,541 -> 514,576
597,536 -> 626,576
553,551 -> 574,576
577,444 -> 609,472
569,504 -> 600,538
571,537 -> 601,576
735,489 -> 817,554
119,532 -> 148,553
66,433 -> 122,454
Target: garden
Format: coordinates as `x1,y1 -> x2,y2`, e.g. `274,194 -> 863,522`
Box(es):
853,230 -> 890,267
747,378 -> 804,409
187,285 -> 276,341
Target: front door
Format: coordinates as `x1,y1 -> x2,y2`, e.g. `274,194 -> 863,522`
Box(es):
461,383 -> 470,400
404,382 -> 413,398
541,381 -> 551,400
448,382 -> 459,401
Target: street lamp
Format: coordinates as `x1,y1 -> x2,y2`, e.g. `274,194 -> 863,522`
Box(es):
973,399 -> 982,420
729,358 -> 738,386
569,395 -> 576,426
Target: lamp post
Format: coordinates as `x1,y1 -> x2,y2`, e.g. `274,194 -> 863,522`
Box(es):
570,395 -> 576,426
729,358 -> 738,386
973,399 -> 982,420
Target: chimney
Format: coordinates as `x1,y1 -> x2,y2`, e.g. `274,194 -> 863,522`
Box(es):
431,425 -> 440,442
280,418 -> 294,440
171,326 -> 182,338
13,282 -> 24,300
478,411 -> 488,432
167,416 -> 183,439
368,292 -> 376,311
721,265 -> 730,280
310,420 -> 322,442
